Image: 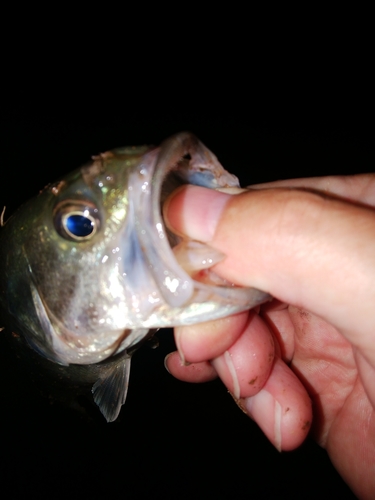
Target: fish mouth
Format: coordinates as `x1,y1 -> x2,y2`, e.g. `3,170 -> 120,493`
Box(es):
127,132 -> 271,318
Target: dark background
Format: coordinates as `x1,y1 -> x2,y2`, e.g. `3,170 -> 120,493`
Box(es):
1,53 -> 373,499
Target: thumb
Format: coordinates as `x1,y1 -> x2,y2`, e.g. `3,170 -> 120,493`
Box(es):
164,185 -> 375,362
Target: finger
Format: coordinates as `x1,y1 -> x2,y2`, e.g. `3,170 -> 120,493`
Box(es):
242,357 -> 312,451
261,307 -> 296,363
249,173 -> 375,206
353,349 -> 375,409
211,312 -> 275,399
164,352 -> 217,383
164,184 -> 375,366
174,311 -> 249,364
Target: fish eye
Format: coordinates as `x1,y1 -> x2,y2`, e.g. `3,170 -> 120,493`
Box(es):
54,201 -> 100,241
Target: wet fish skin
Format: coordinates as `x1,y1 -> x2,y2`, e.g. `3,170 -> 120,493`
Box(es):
0,132 -> 270,421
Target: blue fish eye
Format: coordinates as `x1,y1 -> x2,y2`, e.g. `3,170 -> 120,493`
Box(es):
65,213 -> 95,238
54,202 -> 100,241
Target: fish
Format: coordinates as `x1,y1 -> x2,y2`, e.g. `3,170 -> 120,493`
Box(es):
0,132 -> 269,422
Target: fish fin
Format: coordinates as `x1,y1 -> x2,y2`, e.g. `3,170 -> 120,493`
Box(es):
91,354 -> 131,423
27,278 -> 68,365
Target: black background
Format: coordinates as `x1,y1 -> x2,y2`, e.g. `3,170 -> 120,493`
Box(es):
1,48 -> 373,499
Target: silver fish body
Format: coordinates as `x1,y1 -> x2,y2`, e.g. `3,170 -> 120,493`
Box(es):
0,132 -> 269,421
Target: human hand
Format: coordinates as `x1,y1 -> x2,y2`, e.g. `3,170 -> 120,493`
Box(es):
164,174 -> 375,499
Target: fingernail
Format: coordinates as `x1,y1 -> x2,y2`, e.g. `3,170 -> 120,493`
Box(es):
174,328 -> 191,366
273,400 -> 282,452
164,185 -> 232,242
164,353 -> 172,374
223,350 -> 240,400
229,392 -> 248,415
172,240 -> 226,273
245,390 -> 282,452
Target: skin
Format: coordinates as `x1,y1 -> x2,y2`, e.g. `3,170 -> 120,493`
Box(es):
163,174 -> 375,500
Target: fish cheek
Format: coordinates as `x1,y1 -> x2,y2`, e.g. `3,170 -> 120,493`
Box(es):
25,233 -> 79,321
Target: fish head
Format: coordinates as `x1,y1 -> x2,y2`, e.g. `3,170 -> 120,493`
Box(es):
1,133 -> 270,368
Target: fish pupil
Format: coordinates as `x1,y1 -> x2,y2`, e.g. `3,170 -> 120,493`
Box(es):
66,214 -> 94,237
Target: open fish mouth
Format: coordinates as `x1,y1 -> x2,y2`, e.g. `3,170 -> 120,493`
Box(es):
123,131 -> 270,323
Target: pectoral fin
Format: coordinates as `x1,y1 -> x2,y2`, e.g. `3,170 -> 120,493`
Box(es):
91,354 -> 132,423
